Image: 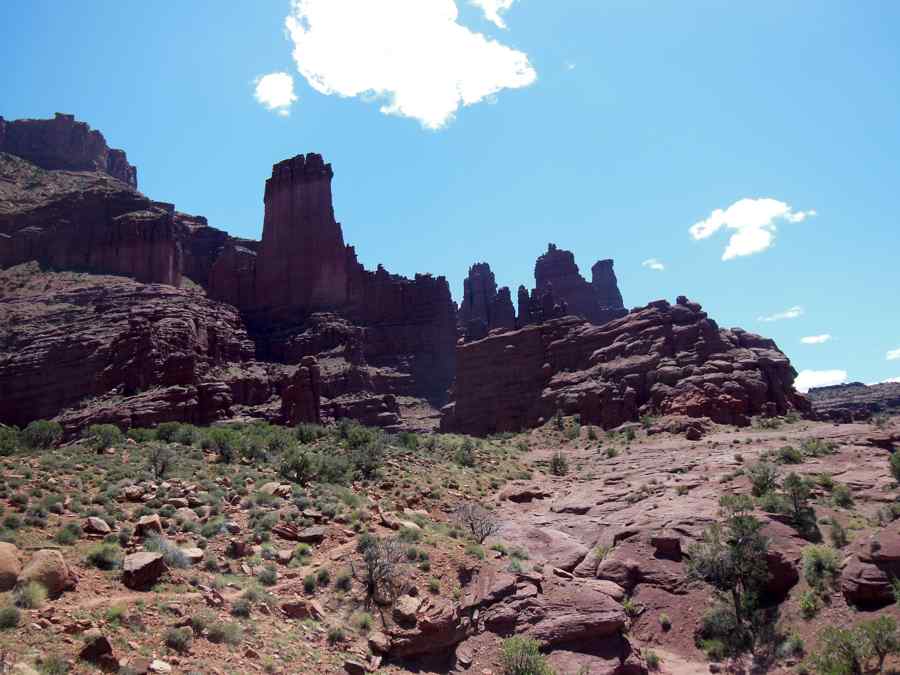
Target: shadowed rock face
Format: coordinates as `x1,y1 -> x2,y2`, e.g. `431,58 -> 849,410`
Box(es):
458,262 -> 516,341
528,243 -> 627,326
442,296 -> 810,435
0,113 -> 137,187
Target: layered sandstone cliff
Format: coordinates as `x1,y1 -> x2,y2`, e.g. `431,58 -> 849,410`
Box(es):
0,113 -> 137,187
442,296 -> 809,435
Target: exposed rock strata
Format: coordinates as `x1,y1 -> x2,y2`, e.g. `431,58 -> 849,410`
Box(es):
0,113 -> 137,186
442,296 -> 809,435
808,381 -> 900,422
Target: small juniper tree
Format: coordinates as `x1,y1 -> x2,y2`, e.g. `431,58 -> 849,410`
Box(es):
688,495 -> 770,631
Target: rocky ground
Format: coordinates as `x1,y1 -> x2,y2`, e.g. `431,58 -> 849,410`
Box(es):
1,414 -> 899,674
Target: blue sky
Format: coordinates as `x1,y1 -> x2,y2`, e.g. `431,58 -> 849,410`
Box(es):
3,0 -> 899,388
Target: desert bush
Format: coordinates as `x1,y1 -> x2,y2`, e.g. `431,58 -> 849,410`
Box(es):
164,626 -> 193,652
144,535 -> 188,568
548,450 -> 569,476
890,452 -> 900,482
55,522 -> 83,546
0,425 -> 18,456
257,564 -> 278,586
0,605 -> 20,630
832,483 -> 853,508
454,502 -> 500,543
799,589 -> 819,619
296,423 -> 327,443
829,519 -> 848,548
802,545 -> 841,591
354,536 -> 406,604
317,452 -> 351,484
206,620 -> 243,645
327,625 -> 345,644
83,424 -> 123,452
776,446 -> 803,464
747,461 -> 779,497
279,447 -> 317,484
203,427 -> 240,463
86,543 -> 122,570
800,438 -> 837,457
454,438 -> 477,467
14,581 -> 47,609
643,649 -> 660,670
20,420 -> 62,450
499,636 -> 554,675
350,434 -> 384,479
147,443 -> 176,479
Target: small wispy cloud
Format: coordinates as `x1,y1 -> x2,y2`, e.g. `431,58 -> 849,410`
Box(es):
470,0 -> 516,29
564,61 -> 577,71
887,347 -> 900,361
253,72 -> 298,117
872,377 -> 900,384
801,334 -> 831,345
794,369 -> 848,393
689,198 -> 816,260
758,305 -> 804,322
641,258 -> 665,272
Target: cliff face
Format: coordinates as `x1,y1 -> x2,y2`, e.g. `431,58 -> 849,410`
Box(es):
0,113 -> 137,187
0,153 -> 181,286
441,296 -> 810,435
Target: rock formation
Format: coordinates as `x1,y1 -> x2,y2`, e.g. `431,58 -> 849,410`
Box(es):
458,262 -> 515,340
808,381 -> 900,422
527,243 -> 627,326
0,153 -> 181,286
442,296 -> 809,435
0,113 -> 137,187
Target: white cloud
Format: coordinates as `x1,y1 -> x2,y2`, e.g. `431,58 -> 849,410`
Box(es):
564,61 -> 577,71
284,0 -> 537,130
871,377 -> 900,384
253,72 -> 298,116
689,198 -> 816,260
795,369 -> 848,393
888,348 -> 900,361
801,334 -> 831,344
758,306 -> 804,322
470,0 -> 516,29
641,258 -> 665,271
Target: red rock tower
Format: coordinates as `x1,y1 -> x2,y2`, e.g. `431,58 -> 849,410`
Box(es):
255,153 -> 349,320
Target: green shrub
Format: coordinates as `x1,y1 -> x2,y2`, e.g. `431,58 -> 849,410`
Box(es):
454,438 -> 477,467
499,636 -> 554,675
799,589 -> 819,619
164,626 -> 193,652
548,450 -> 569,476
0,605 -> 20,630
230,597 -> 252,617
257,565 -> 278,586
800,438 -> 837,457
832,483 -> 853,508
207,620 -> 243,645
659,613 -> 672,631
327,625 -> 345,644
83,424 -> 123,451
20,420 -> 62,450
349,436 -> 384,479
776,446 -> 803,464
829,520 -> 848,548
203,428 -> 240,463
696,605 -> 745,656
317,452 -> 351,484
296,423 -> 327,444
747,461 -> 779,497
303,574 -> 317,594
144,535 -> 188,568
86,543 -> 122,570
802,545 -> 841,591
643,649 -> 660,670
55,522 -> 83,546
335,569 -> 352,591
0,426 -> 18,456
14,581 -> 47,609
890,452 -> 900,483
279,448 -> 317,484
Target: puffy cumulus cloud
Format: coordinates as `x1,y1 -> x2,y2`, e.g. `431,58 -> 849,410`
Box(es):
689,198 -> 816,260
758,306 -> 804,322
470,0 -> 516,29
641,258 -> 665,271
801,334 -> 832,344
284,0 -> 537,130
794,369 -> 848,393
253,72 -> 298,116
888,348 -> 900,361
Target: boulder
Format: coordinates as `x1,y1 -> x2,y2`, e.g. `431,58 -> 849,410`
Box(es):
281,598 -> 325,621
122,552 -> 166,589
84,517 -> 111,535
0,541 -> 21,591
393,595 -> 422,624
136,514 -> 163,537
19,549 -> 75,597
